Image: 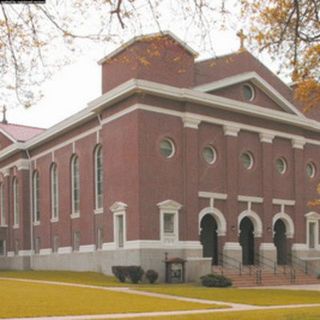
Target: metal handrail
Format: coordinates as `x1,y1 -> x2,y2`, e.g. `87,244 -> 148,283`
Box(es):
255,253 -> 277,274
288,253 -> 318,276
218,252 -> 242,275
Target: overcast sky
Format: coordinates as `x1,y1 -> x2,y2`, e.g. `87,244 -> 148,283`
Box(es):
6,1 -> 270,129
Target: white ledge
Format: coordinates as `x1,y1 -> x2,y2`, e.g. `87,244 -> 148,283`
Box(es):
272,198 -> 295,206
50,217 -> 59,223
57,246 -> 72,254
70,212 -> 80,219
79,244 -> 96,253
39,248 -> 53,256
238,195 -> 263,203
94,208 -> 103,215
198,191 -> 227,200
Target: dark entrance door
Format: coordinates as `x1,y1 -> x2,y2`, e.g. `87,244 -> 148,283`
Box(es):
200,214 -> 218,265
274,219 -> 287,265
239,217 -> 254,265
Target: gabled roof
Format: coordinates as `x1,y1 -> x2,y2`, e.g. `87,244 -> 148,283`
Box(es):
98,31 -> 198,65
0,122 -> 44,142
194,71 -> 305,119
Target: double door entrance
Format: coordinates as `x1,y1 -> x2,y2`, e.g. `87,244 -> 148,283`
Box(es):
200,214 -> 289,266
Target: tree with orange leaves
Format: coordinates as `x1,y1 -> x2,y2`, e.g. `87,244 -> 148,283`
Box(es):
241,0 -> 320,111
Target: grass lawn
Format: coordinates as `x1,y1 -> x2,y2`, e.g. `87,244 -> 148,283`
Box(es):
138,284 -> 320,306
109,307 -> 320,320
0,279 -> 221,318
0,270 -> 125,287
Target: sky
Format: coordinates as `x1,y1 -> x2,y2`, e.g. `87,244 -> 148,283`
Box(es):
5,1 -> 266,129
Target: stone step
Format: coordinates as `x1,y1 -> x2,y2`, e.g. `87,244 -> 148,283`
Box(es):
212,265 -> 320,287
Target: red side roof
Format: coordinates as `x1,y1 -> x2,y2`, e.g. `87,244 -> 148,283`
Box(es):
0,122 -> 45,142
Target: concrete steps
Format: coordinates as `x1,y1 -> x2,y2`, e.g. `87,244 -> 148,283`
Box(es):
212,265 -> 320,287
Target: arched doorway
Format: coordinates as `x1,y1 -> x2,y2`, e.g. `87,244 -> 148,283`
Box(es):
239,217 -> 254,265
200,214 -> 218,265
274,219 -> 287,265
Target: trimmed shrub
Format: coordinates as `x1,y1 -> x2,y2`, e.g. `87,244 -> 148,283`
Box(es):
200,274 -> 232,287
145,269 -> 159,284
111,266 -> 126,283
127,266 -> 144,284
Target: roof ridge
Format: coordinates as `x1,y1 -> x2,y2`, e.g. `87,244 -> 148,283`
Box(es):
0,122 -> 45,130
195,50 -> 248,65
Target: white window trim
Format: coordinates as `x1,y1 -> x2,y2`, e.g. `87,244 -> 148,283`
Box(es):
71,155 -> 80,216
0,183 -> 6,227
13,178 -> 19,227
110,202 -> 127,249
94,145 -> 103,210
157,200 -> 182,245
305,212 -> 320,250
0,240 -> 6,256
51,164 -> 59,221
33,171 -> 40,224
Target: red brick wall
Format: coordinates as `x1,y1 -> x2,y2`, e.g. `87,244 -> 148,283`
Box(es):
101,36 -> 194,93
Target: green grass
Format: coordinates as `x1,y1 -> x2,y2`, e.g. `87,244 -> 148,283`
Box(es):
0,270 -> 125,287
0,279 -> 221,318
137,284 -> 320,306
107,307 -> 320,320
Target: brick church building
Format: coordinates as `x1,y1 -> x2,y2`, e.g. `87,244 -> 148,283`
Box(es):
0,32 -> 319,281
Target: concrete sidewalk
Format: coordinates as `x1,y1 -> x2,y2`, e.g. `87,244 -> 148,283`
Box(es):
1,303 -> 320,320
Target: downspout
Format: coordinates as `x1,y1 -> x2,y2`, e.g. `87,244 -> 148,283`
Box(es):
26,149 -> 33,254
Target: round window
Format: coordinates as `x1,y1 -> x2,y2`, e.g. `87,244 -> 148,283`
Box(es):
241,152 -> 254,170
306,162 -> 316,178
160,139 -> 175,158
243,84 -> 255,101
203,146 -> 217,164
276,158 -> 287,174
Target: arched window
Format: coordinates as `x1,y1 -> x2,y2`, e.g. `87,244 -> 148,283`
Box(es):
94,145 -> 103,210
33,171 -> 40,223
50,163 -> 59,220
71,155 -> 80,216
13,177 -> 19,226
0,183 -> 5,226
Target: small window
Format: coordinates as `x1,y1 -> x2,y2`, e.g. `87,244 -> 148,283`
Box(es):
33,171 -> 40,223
14,239 -> 19,255
51,163 -> 59,220
71,155 -> 80,215
163,213 -> 175,234
203,146 -> 217,164
116,215 -> 124,248
309,222 -> 316,249
0,183 -> 5,226
0,240 -> 6,256
73,231 -> 80,251
53,235 -> 59,253
243,84 -> 255,101
13,178 -> 19,226
97,227 -> 104,249
34,237 -> 40,254
160,139 -> 175,158
94,145 -> 103,210
276,158 -> 287,174
241,152 -> 254,170
306,162 -> 316,178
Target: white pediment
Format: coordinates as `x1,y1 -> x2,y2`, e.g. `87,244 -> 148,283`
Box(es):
110,201 -> 128,213
157,199 -> 182,211
305,212 -> 320,220
194,72 -> 305,119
